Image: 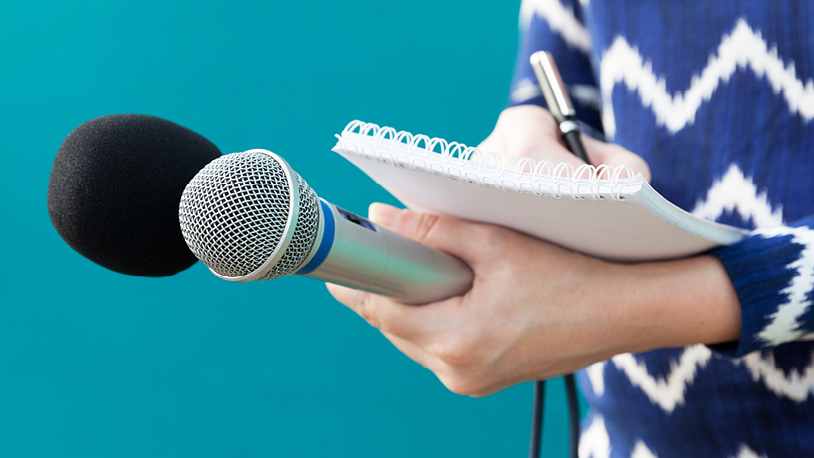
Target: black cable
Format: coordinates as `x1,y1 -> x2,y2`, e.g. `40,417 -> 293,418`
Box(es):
565,374 -> 580,458
529,375 -> 580,458
529,380 -> 545,458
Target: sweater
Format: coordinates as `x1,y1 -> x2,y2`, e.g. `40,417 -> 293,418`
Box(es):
510,1 -> 814,456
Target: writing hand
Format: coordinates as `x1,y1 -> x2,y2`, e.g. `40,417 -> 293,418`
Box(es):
478,105 -> 651,181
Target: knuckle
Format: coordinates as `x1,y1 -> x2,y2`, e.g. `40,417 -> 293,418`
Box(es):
439,375 -> 486,397
356,295 -> 381,329
514,143 -> 537,158
478,225 -> 504,246
433,334 -> 480,369
472,224 -> 510,252
413,213 -> 441,244
512,139 -> 554,160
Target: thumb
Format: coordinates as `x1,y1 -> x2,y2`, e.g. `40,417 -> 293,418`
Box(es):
583,135 -> 651,182
367,203 -> 489,267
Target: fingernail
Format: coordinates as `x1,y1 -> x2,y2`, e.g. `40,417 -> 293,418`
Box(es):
368,203 -> 401,229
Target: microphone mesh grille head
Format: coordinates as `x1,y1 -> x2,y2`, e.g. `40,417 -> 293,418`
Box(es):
179,152 -> 320,280
258,173 -> 320,280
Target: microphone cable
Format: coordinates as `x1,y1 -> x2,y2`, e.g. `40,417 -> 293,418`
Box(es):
529,381 -> 545,458
529,374 -> 579,458
565,374 -> 580,458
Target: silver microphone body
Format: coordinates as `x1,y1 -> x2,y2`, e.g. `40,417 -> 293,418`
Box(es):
302,199 -> 472,303
179,149 -> 473,304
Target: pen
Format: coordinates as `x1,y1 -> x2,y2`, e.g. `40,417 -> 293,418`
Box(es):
529,51 -> 590,164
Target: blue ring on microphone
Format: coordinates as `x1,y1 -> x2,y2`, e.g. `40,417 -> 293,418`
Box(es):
295,199 -> 335,275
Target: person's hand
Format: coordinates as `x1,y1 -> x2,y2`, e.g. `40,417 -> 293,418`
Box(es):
478,104 -> 651,181
326,205 -> 740,397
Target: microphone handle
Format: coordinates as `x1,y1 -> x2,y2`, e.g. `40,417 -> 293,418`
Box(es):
298,200 -> 474,304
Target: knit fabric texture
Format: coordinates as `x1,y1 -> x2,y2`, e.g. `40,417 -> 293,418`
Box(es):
510,1 -> 814,456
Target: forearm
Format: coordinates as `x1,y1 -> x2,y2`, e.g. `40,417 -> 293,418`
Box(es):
607,254 -> 741,353
514,251 -> 742,376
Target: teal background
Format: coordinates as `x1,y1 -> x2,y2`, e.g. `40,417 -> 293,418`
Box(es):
2,0 -> 576,456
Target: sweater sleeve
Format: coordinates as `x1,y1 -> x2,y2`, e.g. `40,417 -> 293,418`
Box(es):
712,215 -> 814,356
509,0 -> 603,133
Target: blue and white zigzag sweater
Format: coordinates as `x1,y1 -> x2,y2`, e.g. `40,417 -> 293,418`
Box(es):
510,1 -> 814,456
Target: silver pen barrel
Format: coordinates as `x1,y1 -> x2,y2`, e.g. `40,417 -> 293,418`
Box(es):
530,51 -> 576,122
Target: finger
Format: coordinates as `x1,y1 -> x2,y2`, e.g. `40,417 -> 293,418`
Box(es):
498,105 -> 587,168
325,283 -> 393,332
325,282 -> 461,340
512,137 -> 586,170
381,331 -> 491,397
583,135 -> 651,182
476,132 -> 503,156
368,203 -> 500,269
382,330 -> 497,397
380,330 -> 438,371
326,284 -> 449,377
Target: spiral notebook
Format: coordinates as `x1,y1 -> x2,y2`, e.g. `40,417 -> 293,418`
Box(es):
332,121 -> 749,262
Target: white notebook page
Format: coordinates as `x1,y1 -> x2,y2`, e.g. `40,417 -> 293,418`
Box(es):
333,122 -> 747,262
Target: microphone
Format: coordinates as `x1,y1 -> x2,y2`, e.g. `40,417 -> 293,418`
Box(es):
179,149 -> 474,304
48,114 -> 222,276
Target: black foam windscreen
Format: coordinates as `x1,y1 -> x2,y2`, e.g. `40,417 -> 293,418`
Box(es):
48,114 -> 222,276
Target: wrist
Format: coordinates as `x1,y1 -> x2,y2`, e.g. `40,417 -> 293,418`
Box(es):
607,255 -> 742,353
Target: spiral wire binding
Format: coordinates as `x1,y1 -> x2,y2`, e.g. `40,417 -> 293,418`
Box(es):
179,152 -> 320,280
336,120 -> 636,202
